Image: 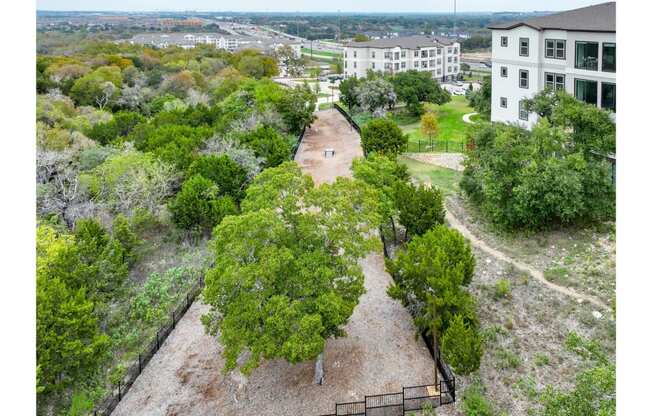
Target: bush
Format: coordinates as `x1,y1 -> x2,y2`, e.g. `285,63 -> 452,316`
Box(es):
461,384 -> 496,416
394,182 -> 445,239
168,174 -> 238,231
187,155 -> 249,201
360,118 -> 407,157
441,314 -> 483,375
112,214 -> 141,265
238,125 -> 293,168
493,279 -> 512,300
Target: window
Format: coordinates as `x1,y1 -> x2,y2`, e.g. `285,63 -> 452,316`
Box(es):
371,51 -> 375,58
575,41 -> 599,70
454,47 -> 458,54
371,62 -> 375,69
385,62 -> 391,70
414,50 -> 419,57
500,97 -> 507,108
575,78 -> 598,105
454,66 -> 458,72
545,73 -> 565,90
344,61 -> 347,68
448,47 -> 452,53
422,61 -> 428,68
454,57 -> 458,63
545,39 -> 566,59
344,51 -> 347,58
353,51 -> 357,58
437,48 -> 442,55
421,50 -> 428,58
401,61 -> 406,68
384,51 -> 391,59
394,52 -> 400,60
448,66 -> 452,72
401,50 -> 406,58
501,36 -> 508,47
519,100 -> 529,121
429,60 -> 435,67
519,69 -> 529,89
500,66 -> 508,77
353,62 -> 357,68
602,43 -> 616,72
437,68 -> 442,75
601,83 -> 616,112
437,58 -> 442,65
429,49 -> 435,57
519,37 -> 529,56
394,63 -> 399,70
447,56 -> 452,63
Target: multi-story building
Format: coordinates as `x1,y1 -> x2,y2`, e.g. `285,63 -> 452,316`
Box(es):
488,2 -> 616,128
342,35 -> 461,82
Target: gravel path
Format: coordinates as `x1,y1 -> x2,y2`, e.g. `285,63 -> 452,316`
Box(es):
113,108 -> 436,416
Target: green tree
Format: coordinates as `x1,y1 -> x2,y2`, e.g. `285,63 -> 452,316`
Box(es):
187,155 -> 249,201
468,75 -> 491,117
339,76 -> 361,112
69,65 -> 123,107
420,111 -> 439,140
356,78 -> 397,116
36,225 -> 110,392
441,314 -> 483,375
394,182 -> 445,239
353,34 -> 370,42
202,162 -> 381,382
86,111 -> 145,145
360,118 -> 408,157
238,125 -> 293,168
112,214 -> 141,265
168,174 -> 237,232
390,70 -> 451,116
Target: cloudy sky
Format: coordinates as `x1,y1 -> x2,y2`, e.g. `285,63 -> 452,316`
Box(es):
37,0 -> 608,13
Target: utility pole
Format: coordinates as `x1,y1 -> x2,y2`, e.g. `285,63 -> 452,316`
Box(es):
453,0 -> 457,38
337,9 -> 341,42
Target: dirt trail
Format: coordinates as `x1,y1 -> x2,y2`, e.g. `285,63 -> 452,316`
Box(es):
411,156 -> 610,311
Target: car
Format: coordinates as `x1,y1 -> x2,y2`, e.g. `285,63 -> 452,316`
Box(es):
455,81 -> 464,87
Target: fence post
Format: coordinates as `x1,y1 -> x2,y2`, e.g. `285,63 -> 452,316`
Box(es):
402,387 -> 406,416
138,353 -> 142,373
118,381 -> 122,400
172,311 -> 176,329
156,330 -> 160,350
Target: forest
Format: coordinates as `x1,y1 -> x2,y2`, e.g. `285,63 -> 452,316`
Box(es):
35,37 -> 316,414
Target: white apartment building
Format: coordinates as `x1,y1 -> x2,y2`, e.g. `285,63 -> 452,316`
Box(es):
488,2 -> 616,128
342,35 -> 461,82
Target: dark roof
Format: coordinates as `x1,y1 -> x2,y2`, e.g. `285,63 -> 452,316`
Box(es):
345,35 -> 454,49
487,2 -> 615,33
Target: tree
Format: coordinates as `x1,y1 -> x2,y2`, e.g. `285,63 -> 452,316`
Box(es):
69,66 -> 123,107
468,75 -> 491,117
238,125 -> 293,168
275,45 -> 305,77
187,155 -> 249,201
360,118 -> 407,157
356,78 -> 397,117
276,83 -> 317,135
420,111 -> 439,140
394,182 -> 445,239
387,225 -> 477,383
36,224 -> 110,392
86,111 -> 145,145
331,56 -> 343,74
353,34 -> 370,42
112,214 -> 140,265
168,174 -> 237,232
441,314 -> 483,375
390,70 -> 450,116
233,49 -> 279,79
202,162 -> 381,382
339,76 -> 361,112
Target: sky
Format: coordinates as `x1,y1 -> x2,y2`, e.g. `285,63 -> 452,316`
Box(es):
36,0 -> 608,13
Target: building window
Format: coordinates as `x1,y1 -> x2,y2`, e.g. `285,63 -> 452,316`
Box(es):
385,63 -> 391,70
344,51 -> 347,58
353,51 -> 357,58
401,61 -> 406,68
519,38 -> 529,56
454,47 -> 458,54
437,48 -> 442,55
519,69 -> 529,89
575,41 -> 599,71
437,58 -> 442,65
447,56 -> 452,63
401,50 -> 406,58
575,78 -> 598,105
384,51 -> 391,59
454,66 -> 458,72
371,51 -> 375,58
353,62 -> 357,69
500,66 -> 508,77
394,52 -> 400,60
601,83 -> 616,112
344,61 -> 347,68
501,36 -> 508,47
545,72 -> 565,90
545,39 -> 566,59
371,62 -> 375,69
422,61 -> 428,68
448,66 -> 452,72
519,100 -> 529,121
394,63 -> 399,70
500,97 -> 507,108
602,43 -> 616,72
414,50 -> 419,57
421,50 -> 428,58
429,60 -> 435,67
437,69 -> 442,75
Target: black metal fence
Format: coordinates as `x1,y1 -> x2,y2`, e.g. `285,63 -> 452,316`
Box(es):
406,138 -> 468,154
292,125 -> 308,160
333,103 -> 361,134
92,276 -> 205,416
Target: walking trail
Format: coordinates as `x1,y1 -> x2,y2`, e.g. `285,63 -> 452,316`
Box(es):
462,112 -> 478,124
413,156 -> 609,311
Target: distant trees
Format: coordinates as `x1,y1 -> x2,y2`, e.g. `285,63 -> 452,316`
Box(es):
353,34 -> 371,42
360,118 -> 407,157
202,162 -> 381,382
232,49 -> 279,79
69,66 -> 123,108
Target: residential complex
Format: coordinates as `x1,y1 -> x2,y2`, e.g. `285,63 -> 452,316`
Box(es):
488,2 -> 616,127
342,35 -> 461,81
128,33 -> 301,56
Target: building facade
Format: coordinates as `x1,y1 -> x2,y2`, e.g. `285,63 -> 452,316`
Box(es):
489,2 -> 616,128
343,36 -> 461,82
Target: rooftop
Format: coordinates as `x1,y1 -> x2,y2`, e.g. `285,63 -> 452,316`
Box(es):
344,35 -> 455,49
487,2 -> 615,33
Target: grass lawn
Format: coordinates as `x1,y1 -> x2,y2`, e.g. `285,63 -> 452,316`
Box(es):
470,113 -> 489,123
350,96 -> 474,151
301,47 -> 342,58
397,155 -> 463,196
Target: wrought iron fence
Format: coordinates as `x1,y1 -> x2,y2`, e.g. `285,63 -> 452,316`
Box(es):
92,276 -> 205,416
406,138 -> 469,154
292,125 -> 308,160
333,103 -> 362,134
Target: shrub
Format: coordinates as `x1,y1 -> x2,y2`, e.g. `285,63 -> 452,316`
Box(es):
112,214 -> 141,265
493,279 -> 512,300
461,384 -> 496,416
441,314 -> 483,375
168,174 -> 238,231
394,182 -> 445,239
495,348 -> 521,369
187,155 -> 249,201
237,125 -> 293,168
360,118 -> 407,157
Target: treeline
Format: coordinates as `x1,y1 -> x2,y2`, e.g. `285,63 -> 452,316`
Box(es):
36,39 -> 316,414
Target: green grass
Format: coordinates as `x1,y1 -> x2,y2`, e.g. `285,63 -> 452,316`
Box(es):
470,113 -> 489,123
301,47 -> 342,58
397,155 -> 462,196
543,266 -> 571,285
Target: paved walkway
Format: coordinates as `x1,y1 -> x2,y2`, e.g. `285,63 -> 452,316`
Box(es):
112,109 -> 435,416
462,112 -> 478,124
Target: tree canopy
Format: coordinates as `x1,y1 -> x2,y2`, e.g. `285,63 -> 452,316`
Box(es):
360,118 -> 408,157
